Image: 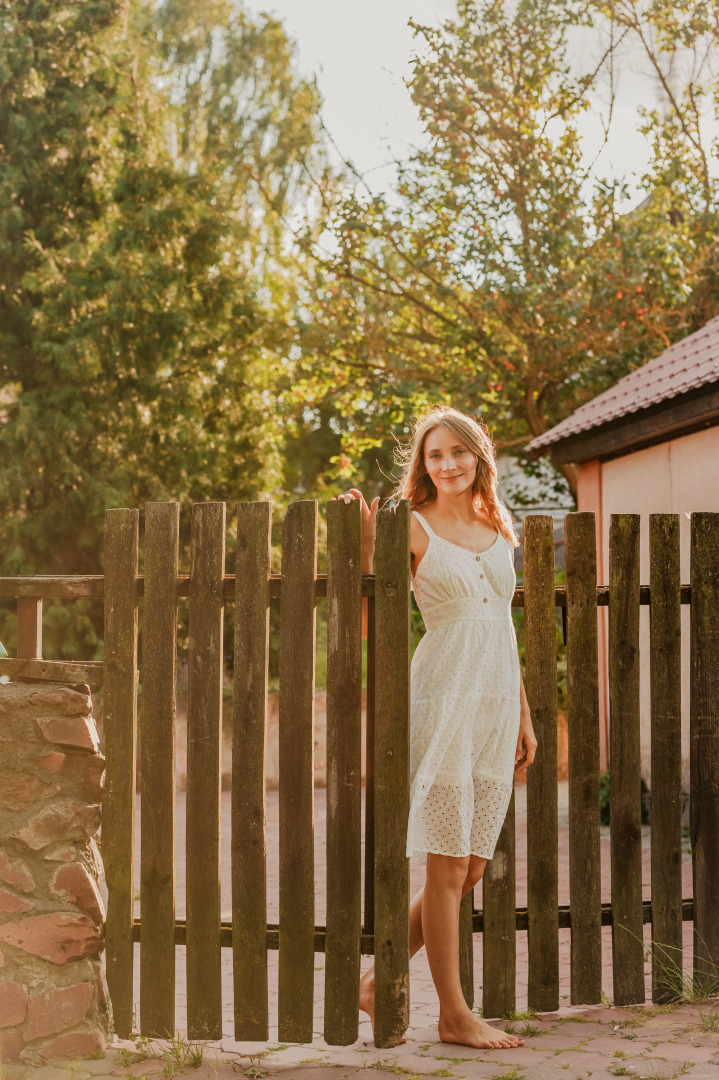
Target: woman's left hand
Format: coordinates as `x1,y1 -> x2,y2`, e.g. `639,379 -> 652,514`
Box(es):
515,712 -> 538,774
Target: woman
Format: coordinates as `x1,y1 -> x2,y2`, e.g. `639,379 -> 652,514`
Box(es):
337,405 -> 537,1049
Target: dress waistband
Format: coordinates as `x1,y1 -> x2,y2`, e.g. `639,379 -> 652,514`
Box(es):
422,596 -> 511,629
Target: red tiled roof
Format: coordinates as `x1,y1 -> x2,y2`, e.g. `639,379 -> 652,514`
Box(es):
526,314 -> 719,452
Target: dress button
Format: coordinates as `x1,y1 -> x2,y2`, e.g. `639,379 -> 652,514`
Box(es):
480,573 -> 485,579
475,554 -> 481,561
483,597 -> 488,603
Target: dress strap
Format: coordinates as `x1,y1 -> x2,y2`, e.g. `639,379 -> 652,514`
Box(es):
412,510 -> 435,538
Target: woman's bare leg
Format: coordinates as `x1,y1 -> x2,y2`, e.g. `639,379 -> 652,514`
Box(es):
424,854 -> 523,1049
360,854 -> 523,1048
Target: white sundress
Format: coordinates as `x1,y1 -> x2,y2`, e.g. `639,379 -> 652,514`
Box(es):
407,509 -> 521,862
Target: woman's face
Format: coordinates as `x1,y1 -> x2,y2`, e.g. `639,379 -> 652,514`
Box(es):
423,425 -> 478,498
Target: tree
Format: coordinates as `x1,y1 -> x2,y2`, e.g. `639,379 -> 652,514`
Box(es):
295,0 -> 719,499
0,0 -> 330,655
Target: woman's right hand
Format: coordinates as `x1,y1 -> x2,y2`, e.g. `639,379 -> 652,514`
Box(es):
332,488 -> 380,571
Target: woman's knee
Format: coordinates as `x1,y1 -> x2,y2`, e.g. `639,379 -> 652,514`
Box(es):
426,852 -> 470,892
463,856 -> 487,891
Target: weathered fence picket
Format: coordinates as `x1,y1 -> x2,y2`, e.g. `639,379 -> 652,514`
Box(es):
565,511 -> 602,1006
278,501 -> 318,1043
523,514 -> 559,1013
649,514 -> 683,1003
373,502 -> 411,1049
608,514 -> 644,1005
140,502 -> 180,1037
186,502 -> 226,1039
103,508 -> 139,1040
689,512 -> 719,983
232,501 -> 272,1040
324,498 -> 364,1045
482,790 -> 516,1018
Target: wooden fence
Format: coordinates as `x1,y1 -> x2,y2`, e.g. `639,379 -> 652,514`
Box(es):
2,505 -> 718,1049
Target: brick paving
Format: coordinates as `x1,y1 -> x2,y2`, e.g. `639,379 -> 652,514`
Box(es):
30,783 -> 709,1080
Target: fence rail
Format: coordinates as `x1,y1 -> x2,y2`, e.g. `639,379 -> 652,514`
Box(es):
2,504 -> 717,1048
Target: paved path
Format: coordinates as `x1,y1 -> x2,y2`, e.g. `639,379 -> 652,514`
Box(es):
8,1002 -> 719,1079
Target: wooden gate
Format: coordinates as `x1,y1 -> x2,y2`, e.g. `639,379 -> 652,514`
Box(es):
3,505 -> 718,1048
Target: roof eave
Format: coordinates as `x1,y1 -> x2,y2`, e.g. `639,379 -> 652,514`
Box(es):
527,380 -> 719,466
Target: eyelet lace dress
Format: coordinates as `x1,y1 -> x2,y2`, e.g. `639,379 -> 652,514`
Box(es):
407,510 -> 521,862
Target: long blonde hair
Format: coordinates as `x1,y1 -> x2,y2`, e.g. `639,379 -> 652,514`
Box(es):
393,405 -> 520,548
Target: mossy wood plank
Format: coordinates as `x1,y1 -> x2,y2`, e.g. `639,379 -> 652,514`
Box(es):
364,595 -> 376,936
608,514 -> 644,1005
689,512 -> 719,982
232,502 -> 272,1040
102,508 -> 139,1039
565,511 -> 602,1005
373,501 -> 411,1049
483,789 -> 516,1018
649,514 -> 683,1003
523,514 -> 559,1012
324,499 -> 363,1045
186,502 -> 226,1039
140,502 -> 180,1037
278,500 -> 318,1043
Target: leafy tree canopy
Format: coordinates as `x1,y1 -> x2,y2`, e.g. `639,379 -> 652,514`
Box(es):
293,0 -> 719,500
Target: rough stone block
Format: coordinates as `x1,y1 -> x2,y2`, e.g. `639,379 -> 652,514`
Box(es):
0,912 -> 104,964
36,752 -> 66,773
0,983 -> 28,1027
23,982 -> 94,1043
36,715 -> 99,752
11,800 -> 101,850
50,863 -> 105,926
0,888 -> 33,915
0,773 -> 60,812
29,687 -> 92,717
0,851 -> 35,893
0,1028 -> 22,1063
38,1027 -> 105,1061
42,844 -> 78,862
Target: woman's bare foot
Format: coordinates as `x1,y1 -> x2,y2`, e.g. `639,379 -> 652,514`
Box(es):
438,1011 -> 525,1049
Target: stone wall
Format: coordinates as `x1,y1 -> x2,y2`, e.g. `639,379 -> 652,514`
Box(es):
0,682 -> 110,1065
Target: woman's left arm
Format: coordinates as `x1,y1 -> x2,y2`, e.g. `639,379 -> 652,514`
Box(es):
515,671 -> 538,774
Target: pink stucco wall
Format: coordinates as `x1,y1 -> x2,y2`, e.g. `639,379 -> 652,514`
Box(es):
576,423 -> 719,797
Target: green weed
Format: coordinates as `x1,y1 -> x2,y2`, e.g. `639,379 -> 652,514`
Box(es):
489,1070 -> 525,1080
698,1011 -> 719,1032
520,1023 -> 540,1037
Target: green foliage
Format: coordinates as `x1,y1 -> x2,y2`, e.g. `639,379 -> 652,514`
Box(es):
0,0 -> 330,655
298,0 -> 719,499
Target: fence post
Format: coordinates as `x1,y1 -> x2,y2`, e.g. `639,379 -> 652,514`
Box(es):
373,500 -> 411,1049
278,500 -> 318,1043
649,514 -> 683,1002
689,512 -> 719,985
232,501 -> 272,1040
186,502 -> 226,1040
140,502 -> 180,1037
523,514 -> 559,1013
608,514 -> 644,1005
103,508 -> 139,1039
483,790 -> 516,1018
324,498 -> 363,1045
565,511 -> 602,1006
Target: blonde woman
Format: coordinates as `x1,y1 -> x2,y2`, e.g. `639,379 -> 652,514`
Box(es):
337,405 -> 537,1049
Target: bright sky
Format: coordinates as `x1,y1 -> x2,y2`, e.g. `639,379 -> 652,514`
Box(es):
242,0 -> 718,204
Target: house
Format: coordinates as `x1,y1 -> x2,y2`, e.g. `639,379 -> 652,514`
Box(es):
525,314 -> 719,792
